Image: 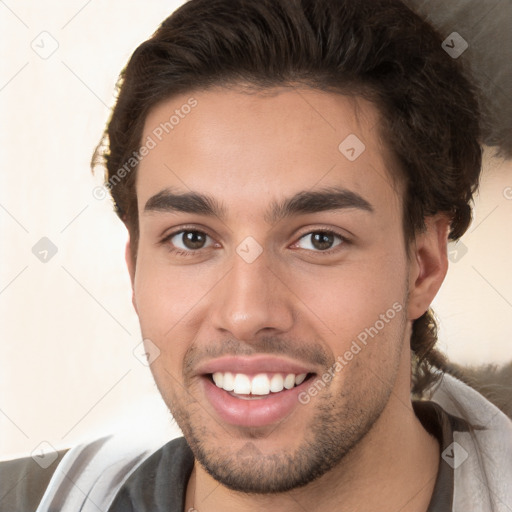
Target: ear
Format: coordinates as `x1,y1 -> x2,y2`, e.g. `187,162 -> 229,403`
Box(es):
407,215 -> 450,321
125,237 -> 138,313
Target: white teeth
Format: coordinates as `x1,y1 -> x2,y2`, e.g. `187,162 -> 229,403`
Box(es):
295,373 -> 307,385
222,372 -> 235,391
269,374 -> 284,392
251,374 -> 270,395
284,374 -> 295,390
233,373 -> 251,394
213,371 -> 309,395
212,372 -> 223,387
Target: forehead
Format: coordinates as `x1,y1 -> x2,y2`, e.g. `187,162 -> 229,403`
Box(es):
136,87 -> 402,217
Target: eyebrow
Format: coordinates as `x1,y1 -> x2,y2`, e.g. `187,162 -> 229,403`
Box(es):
144,188 -> 226,216
266,187 -> 374,223
143,186 -> 374,222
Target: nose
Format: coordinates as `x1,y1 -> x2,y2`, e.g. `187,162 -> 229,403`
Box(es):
209,251 -> 295,341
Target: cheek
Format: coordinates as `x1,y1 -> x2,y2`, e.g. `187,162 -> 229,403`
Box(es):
132,248 -> 217,346
289,253 -> 408,351
133,261 -> 198,388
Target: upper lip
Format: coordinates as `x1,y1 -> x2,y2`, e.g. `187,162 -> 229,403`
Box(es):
195,355 -> 315,377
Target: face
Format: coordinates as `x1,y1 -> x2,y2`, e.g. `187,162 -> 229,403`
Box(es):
132,87 -> 414,493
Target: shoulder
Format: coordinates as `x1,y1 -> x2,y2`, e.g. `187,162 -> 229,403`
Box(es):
108,437 -> 194,512
430,371 -> 512,440
0,450 -> 68,512
430,372 -> 512,510
2,434 -> 189,512
444,361 -> 512,419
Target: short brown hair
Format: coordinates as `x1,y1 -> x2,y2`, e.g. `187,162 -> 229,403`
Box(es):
93,0 -> 482,395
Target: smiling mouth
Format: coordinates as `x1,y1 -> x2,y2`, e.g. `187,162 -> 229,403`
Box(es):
208,371 -> 315,399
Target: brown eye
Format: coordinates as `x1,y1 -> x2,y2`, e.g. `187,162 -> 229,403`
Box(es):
170,230 -> 212,250
297,231 -> 343,251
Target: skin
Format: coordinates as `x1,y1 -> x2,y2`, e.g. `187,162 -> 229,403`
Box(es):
127,87 -> 449,512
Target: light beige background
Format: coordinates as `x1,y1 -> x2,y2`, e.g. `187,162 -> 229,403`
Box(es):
1,1 -> 511,460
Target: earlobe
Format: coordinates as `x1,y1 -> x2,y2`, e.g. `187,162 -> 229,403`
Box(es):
407,215 -> 450,321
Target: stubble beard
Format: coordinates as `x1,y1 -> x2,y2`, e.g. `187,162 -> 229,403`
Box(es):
165,355 -> 402,493
155,302 -> 408,494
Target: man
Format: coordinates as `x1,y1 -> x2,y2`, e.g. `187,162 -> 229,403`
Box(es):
1,0 -> 511,511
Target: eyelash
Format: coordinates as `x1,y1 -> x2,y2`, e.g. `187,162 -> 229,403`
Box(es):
292,228 -> 348,254
160,227 -> 348,256
159,227 -> 216,257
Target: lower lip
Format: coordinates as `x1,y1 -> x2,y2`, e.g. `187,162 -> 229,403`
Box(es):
202,376 -> 310,428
